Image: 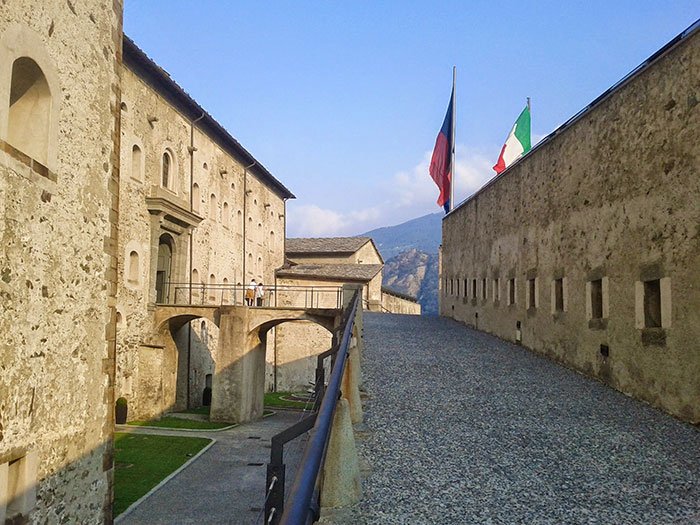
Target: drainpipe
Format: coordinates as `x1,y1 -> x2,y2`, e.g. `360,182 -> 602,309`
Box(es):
242,160 -> 256,282
273,197 -> 288,391
186,111 -> 205,410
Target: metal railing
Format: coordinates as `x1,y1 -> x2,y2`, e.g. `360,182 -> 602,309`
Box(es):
262,289 -> 360,524
156,283 -> 343,309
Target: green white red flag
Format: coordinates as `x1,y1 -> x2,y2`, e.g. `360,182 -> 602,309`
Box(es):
493,104 -> 531,174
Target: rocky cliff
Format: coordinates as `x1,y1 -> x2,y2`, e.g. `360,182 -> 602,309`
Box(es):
382,249 -> 439,315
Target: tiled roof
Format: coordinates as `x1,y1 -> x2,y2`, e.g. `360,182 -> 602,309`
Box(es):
286,237 -> 372,255
276,264 -> 383,282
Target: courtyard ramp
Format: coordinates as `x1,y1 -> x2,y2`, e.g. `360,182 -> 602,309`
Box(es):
338,313 -> 700,524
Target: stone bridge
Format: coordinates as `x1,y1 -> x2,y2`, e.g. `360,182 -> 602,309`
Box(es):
151,304 -> 343,423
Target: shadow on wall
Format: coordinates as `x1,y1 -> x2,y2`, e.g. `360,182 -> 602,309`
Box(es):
265,321 -> 333,393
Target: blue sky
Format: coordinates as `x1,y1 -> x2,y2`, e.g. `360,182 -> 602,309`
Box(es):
124,2 -> 699,236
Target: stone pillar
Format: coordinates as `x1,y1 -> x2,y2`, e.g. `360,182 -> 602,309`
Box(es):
320,398 -> 361,508
342,331 -> 363,425
210,306 -> 265,423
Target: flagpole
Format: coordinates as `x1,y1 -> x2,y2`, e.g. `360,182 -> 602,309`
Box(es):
450,66 -> 456,212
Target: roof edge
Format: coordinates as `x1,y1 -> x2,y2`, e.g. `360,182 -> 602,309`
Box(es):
122,35 -> 295,200
446,17 -> 700,219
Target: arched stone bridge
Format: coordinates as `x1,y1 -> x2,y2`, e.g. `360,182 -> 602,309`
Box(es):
151,304 -> 343,423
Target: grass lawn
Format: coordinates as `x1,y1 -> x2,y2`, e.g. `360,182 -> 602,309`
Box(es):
126,417 -> 234,430
264,392 -> 314,409
113,433 -> 210,517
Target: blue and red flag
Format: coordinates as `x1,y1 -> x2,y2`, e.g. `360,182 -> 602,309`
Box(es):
429,87 -> 454,213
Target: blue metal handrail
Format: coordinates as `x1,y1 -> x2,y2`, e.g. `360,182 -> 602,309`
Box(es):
278,289 -> 360,524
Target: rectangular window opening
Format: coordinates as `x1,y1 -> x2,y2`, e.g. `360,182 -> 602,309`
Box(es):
482,278 -> 487,300
528,278 -> 536,309
494,278 -> 500,302
644,279 -> 662,328
590,279 -> 603,319
508,278 -> 515,305
472,279 -> 477,299
554,278 -> 564,312
463,279 -> 467,297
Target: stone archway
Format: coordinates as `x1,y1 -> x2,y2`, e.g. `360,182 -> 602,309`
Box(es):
144,306 -> 221,418
209,306 -> 341,423
155,234 -> 174,303
146,305 -> 342,424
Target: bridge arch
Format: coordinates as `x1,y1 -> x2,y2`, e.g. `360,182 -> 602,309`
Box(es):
248,310 -> 340,397
150,306 -> 222,415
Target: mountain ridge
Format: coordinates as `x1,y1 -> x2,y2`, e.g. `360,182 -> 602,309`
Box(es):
359,212 -> 442,315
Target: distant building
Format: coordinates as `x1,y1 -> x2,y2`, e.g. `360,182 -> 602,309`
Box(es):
269,237 -> 419,391
440,22 -> 700,424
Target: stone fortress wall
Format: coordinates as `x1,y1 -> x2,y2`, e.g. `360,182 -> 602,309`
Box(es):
381,287 -> 421,315
441,23 -> 700,423
0,1 -> 122,522
115,40 -> 291,420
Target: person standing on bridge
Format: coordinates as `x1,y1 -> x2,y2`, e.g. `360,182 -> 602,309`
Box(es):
246,279 -> 256,306
256,281 -> 265,307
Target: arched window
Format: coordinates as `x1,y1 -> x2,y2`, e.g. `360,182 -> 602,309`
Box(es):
131,144 -> 142,181
162,151 -> 171,188
223,202 -> 230,228
155,235 -> 173,303
8,57 -> 51,165
257,256 -> 263,276
192,268 -> 199,286
208,274 -> 217,302
116,311 -> 124,329
270,230 -> 275,241
203,162 -> 208,170
210,194 -> 217,220
128,250 -> 139,283
231,182 -> 235,191
223,277 -> 229,303
192,183 -> 200,212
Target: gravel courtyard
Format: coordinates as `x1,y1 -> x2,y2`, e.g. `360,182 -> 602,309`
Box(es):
336,313 -> 700,524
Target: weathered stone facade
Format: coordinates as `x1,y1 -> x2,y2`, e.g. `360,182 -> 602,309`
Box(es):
269,237 -> 419,391
0,1 -> 122,522
441,24 -> 700,423
115,39 -> 293,420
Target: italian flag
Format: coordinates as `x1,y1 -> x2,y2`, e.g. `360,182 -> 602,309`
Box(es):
493,105 -> 531,174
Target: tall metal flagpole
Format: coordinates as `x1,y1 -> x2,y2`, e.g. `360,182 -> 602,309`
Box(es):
450,66 -> 456,212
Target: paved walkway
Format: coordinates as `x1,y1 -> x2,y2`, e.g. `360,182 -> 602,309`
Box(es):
330,313 -> 700,524
116,410 -> 309,525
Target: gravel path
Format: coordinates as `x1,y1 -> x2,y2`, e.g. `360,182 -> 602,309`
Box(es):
337,313 -> 700,524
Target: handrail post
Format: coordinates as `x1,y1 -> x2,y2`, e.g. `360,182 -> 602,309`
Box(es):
266,459 -> 285,524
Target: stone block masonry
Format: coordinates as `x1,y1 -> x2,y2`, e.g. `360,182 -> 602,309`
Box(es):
0,1 -> 123,523
441,22 -> 700,424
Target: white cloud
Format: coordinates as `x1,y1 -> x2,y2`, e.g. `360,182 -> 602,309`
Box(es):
287,144 -> 497,237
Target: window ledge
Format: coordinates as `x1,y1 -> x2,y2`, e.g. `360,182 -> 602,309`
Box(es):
641,327 -> 666,346
0,139 -> 55,182
588,318 -> 608,330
